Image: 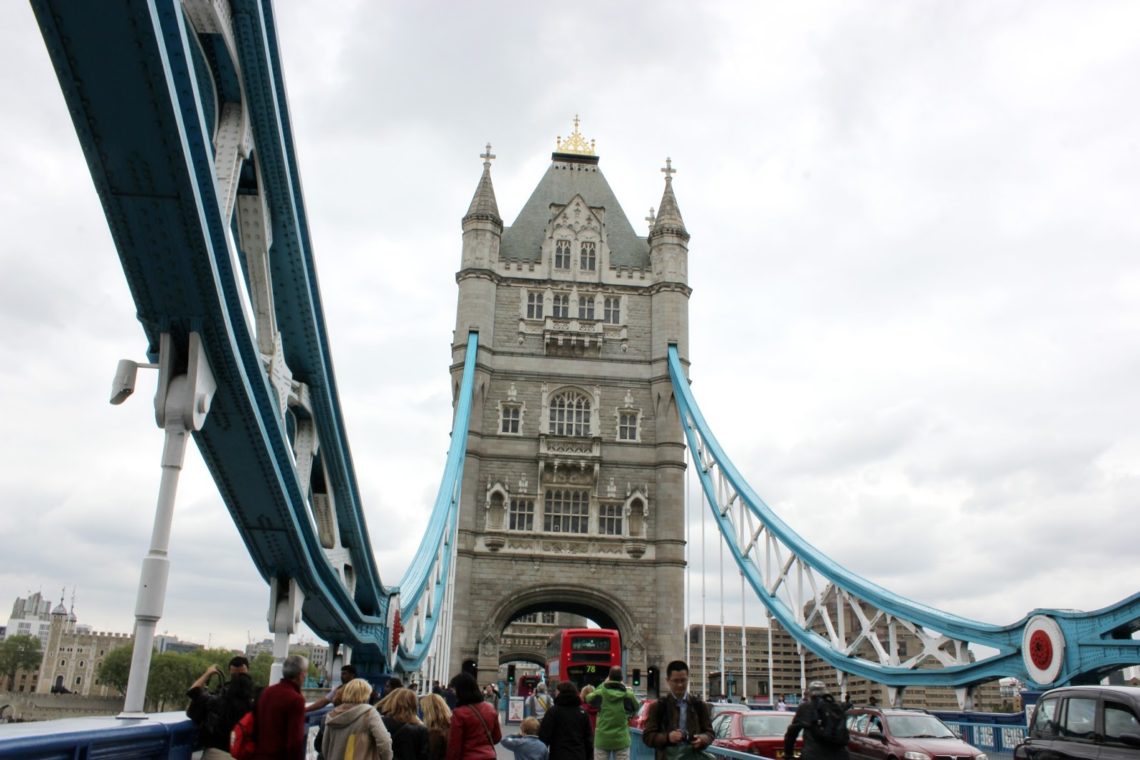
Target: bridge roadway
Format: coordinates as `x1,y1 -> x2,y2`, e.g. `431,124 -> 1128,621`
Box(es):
0,703 -> 1024,760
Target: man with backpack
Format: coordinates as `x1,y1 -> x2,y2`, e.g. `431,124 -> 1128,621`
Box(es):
587,667 -> 639,760
784,681 -> 851,760
525,682 -> 553,720
185,658 -> 255,759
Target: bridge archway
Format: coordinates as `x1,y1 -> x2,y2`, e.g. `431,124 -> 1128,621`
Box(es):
472,583 -> 650,685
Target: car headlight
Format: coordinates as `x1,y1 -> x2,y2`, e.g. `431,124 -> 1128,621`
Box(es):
904,752 -> 931,760
976,754 -> 988,760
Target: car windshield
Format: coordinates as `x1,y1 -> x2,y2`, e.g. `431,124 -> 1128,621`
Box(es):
741,714 -> 795,737
885,715 -> 956,739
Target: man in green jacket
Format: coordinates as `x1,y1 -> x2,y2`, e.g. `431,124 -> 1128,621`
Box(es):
587,667 -> 640,760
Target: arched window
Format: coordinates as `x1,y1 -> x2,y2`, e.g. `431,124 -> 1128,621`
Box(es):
549,391 -> 591,436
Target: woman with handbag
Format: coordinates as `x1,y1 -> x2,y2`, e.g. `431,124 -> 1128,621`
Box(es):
445,672 -> 502,760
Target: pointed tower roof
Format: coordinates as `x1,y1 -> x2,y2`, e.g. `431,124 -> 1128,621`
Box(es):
52,590 -> 67,616
500,118 -> 649,267
651,157 -> 689,242
464,143 -> 502,225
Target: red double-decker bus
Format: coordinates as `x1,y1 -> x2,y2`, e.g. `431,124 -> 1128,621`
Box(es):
517,674 -> 541,697
545,628 -> 621,689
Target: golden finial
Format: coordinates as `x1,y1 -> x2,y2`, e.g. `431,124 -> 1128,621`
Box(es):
555,114 -> 597,156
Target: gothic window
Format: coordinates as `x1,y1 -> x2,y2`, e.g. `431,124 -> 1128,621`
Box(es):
618,411 -> 639,441
542,612 -> 556,624
580,241 -> 596,270
599,504 -> 623,535
552,293 -> 570,319
501,404 -> 521,434
543,489 -> 589,533
549,391 -> 591,436
515,612 -> 538,623
578,295 -> 595,320
527,291 -> 544,320
555,239 -> 571,269
509,497 -> 534,531
603,296 -> 621,324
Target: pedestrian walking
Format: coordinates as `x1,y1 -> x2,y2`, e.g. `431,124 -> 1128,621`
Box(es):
538,681 -> 592,760
445,672 -> 502,760
321,678 -> 394,760
783,681 -> 850,760
525,682 -> 553,719
379,687 -> 429,760
420,692 -> 452,760
642,660 -> 714,760
587,667 -> 639,760
253,654 -> 309,760
502,717 -> 550,760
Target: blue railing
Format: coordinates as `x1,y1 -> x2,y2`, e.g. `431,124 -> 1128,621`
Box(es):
0,708 -> 330,759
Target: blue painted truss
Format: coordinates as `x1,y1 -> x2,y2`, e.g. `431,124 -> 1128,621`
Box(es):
668,345 -> 1140,693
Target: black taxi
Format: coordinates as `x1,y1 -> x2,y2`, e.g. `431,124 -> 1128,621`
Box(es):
1015,685 -> 1140,760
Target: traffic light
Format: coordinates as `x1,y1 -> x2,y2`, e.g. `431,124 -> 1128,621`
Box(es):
507,664 -> 516,683
647,666 -> 659,694
632,668 -> 641,687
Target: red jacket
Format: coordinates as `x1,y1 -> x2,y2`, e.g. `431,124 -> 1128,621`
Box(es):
252,678 -> 307,760
446,701 -> 501,760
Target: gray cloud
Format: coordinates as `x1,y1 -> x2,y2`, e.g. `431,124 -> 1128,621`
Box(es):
2,1 -> 1138,658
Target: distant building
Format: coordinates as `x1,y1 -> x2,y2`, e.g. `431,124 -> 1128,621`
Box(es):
245,638 -> 329,673
155,634 -> 203,655
32,595 -> 132,697
687,588 -> 1004,711
5,590 -> 55,649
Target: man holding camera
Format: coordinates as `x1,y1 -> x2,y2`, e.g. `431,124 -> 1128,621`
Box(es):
642,660 -> 714,760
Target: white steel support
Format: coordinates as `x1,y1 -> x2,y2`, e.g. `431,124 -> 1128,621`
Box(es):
268,576 -> 305,684
120,333 -> 216,718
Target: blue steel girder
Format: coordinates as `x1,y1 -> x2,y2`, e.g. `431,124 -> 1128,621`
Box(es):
667,345 -> 1140,690
393,332 -> 480,674
31,0 -> 392,666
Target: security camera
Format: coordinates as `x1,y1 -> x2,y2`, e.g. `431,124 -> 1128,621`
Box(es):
110,359 -> 139,405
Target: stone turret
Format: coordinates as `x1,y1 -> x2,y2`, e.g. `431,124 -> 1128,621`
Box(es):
455,144 -> 503,348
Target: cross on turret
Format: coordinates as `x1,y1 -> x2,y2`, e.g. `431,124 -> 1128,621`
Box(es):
661,157 -> 676,180
481,143 -> 496,167
646,207 -> 656,230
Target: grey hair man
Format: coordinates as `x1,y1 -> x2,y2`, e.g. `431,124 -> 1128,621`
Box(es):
255,654 -> 310,759
784,681 -> 851,760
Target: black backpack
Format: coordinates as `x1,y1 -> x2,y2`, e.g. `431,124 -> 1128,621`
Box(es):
811,695 -> 850,747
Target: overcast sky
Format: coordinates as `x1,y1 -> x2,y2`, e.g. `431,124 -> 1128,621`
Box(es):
1,2 -> 1138,662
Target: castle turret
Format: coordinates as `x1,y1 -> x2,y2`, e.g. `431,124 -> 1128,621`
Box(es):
647,158 -> 692,640
648,157 -> 690,360
455,144 -> 503,349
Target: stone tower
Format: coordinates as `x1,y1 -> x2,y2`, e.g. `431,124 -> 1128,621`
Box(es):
449,121 -> 690,687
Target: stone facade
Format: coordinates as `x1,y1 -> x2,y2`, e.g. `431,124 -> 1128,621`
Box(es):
35,604 -> 132,697
448,128 -> 691,684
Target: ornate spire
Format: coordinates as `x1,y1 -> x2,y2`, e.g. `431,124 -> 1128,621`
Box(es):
555,115 -> 597,156
651,157 -> 688,240
464,142 -> 501,224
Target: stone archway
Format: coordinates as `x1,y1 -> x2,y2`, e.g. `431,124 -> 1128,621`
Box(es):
474,583 -> 648,680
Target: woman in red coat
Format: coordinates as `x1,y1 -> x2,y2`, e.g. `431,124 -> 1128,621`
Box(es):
445,672 -> 501,760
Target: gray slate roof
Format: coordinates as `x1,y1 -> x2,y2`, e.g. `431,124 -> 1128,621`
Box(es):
500,155 -> 650,268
